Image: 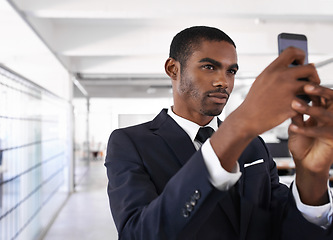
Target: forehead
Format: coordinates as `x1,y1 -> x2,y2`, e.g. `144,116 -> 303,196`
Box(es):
191,40 -> 238,63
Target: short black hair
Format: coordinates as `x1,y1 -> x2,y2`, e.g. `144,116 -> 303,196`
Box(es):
169,26 -> 236,68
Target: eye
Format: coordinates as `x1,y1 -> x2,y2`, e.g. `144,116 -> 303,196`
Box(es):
202,64 -> 215,70
228,69 -> 237,75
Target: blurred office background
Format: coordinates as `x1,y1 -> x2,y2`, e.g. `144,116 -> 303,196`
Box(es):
0,0 -> 332,239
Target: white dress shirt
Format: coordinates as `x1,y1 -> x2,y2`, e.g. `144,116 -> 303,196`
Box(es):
167,107 -> 332,228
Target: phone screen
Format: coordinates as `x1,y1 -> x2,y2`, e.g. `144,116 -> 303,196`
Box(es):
278,33 -> 310,102
278,33 -> 308,65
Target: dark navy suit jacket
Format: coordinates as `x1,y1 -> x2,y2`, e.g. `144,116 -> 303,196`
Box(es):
105,109 -> 333,239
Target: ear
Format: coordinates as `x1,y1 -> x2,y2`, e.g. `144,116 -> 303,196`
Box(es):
165,58 -> 179,80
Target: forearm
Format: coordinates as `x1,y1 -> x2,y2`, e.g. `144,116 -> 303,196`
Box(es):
210,109 -> 256,172
292,179 -> 333,228
201,140 -> 242,190
295,167 -> 330,206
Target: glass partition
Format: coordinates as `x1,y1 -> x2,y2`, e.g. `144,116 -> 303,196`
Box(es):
0,66 -> 71,240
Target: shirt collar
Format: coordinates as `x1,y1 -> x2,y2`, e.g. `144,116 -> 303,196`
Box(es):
167,106 -> 218,143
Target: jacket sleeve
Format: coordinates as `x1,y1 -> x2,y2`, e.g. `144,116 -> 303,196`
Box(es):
259,137 -> 333,239
105,129 -> 226,240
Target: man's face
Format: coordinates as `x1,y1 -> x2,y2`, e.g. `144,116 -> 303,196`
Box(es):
175,40 -> 238,119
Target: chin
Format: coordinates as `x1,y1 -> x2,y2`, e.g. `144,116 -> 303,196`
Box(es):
202,108 -> 223,117
200,101 -> 225,116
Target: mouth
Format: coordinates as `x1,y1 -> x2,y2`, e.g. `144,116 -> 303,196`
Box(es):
207,92 -> 229,104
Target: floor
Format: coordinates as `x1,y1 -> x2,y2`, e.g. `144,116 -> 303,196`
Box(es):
41,158 -> 326,240
43,160 -> 118,240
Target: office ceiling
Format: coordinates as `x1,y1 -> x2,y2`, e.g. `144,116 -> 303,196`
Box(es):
8,0 -> 333,98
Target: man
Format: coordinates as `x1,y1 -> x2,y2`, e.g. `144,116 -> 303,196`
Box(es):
105,26 -> 333,239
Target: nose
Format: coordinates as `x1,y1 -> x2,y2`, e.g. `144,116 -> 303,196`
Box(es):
212,73 -> 228,89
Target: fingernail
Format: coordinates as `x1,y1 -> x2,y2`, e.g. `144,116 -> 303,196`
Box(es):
290,124 -> 299,131
305,85 -> 315,91
292,100 -> 302,108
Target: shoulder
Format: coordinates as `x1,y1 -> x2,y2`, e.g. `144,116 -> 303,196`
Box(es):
110,121 -> 152,143
248,136 -> 270,153
109,108 -> 169,141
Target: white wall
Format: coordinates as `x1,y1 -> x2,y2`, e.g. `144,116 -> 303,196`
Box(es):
73,97 -> 174,154
0,1 -> 70,100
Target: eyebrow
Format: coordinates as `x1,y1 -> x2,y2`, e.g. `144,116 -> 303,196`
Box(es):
199,58 -> 239,70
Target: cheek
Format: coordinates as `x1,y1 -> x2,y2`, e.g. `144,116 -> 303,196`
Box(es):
178,76 -> 197,99
179,72 -> 201,93
228,78 -> 235,93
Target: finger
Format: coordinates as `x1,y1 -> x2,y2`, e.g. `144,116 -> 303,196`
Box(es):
291,99 -> 333,125
284,64 -> 321,85
290,102 -> 317,129
303,85 -> 333,103
275,47 -> 307,68
268,46 -> 320,86
290,107 -> 304,126
289,124 -> 333,141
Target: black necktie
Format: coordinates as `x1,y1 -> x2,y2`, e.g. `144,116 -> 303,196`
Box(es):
195,127 -> 215,144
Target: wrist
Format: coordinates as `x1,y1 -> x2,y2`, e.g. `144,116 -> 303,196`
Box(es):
210,112 -> 255,172
224,108 -> 259,139
295,169 -> 330,206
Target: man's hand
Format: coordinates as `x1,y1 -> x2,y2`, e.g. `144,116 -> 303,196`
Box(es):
211,47 -> 321,172
235,47 -> 321,138
288,84 -> 333,205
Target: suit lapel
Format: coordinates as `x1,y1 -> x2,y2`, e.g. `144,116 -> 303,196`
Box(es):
150,109 -> 196,166
151,110 -> 252,235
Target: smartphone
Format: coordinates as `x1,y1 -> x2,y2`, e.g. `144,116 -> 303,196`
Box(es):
278,33 -> 311,103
